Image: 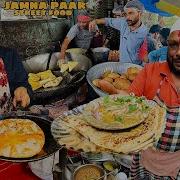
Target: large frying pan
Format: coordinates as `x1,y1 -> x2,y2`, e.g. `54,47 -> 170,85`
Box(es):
0,113 -> 61,162
32,70 -> 86,104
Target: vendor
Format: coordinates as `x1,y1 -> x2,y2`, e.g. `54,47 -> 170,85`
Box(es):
121,20 -> 180,179
0,47 -> 31,110
89,0 -> 148,65
59,10 -> 98,64
0,47 -> 38,179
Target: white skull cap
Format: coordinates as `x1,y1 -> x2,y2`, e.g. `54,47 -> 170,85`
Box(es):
170,19 -> 180,33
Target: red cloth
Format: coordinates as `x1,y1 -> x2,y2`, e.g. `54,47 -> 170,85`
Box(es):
77,15 -> 91,22
0,161 -> 40,180
138,37 -> 148,62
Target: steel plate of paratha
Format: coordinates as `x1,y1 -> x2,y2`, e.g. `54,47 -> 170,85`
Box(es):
51,96 -> 166,154
83,95 -> 153,130
51,116 -> 111,153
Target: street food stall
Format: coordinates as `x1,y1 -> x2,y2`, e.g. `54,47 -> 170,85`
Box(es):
0,0 -> 179,179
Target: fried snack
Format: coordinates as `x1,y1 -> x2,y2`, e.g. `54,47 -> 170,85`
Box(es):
103,77 -> 113,83
60,61 -> 78,73
107,72 -> 120,79
98,80 -> 120,94
101,71 -> 112,79
68,61 -> 78,72
92,79 -> 101,88
39,77 -> 56,86
120,74 -> 127,79
108,50 -> 119,61
37,70 -> 55,80
28,70 -> 63,90
28,80 -> 42,91
60,64 -> 69,73
126,67 -> 141,81
43,77 -> 63,88
113,78 -> 131,91
28,73 -> 40,82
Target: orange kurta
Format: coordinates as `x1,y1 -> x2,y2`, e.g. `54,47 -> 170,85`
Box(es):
128,62 -> 180,106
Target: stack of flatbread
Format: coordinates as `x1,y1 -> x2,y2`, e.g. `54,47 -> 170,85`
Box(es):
52,95 -> 166,154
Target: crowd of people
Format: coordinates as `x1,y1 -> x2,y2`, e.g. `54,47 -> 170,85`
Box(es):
59,0 -> 173,67
0,0 -> 179,179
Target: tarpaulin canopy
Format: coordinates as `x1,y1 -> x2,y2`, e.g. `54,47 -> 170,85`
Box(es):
139,0 -> 180,17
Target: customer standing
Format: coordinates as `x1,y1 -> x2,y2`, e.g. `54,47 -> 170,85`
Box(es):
149,24 -> 162,49
148,28 -> 170,62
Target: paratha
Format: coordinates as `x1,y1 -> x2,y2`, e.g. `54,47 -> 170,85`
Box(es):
52,118 -> 111,153
61,105 -> 165,153
0,119 -> 45,158
83,95 -> 151,130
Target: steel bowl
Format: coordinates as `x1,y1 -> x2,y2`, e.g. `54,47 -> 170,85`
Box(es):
86,62 -> 142,97
91,47 -> 110,64
73,164 -> 106,180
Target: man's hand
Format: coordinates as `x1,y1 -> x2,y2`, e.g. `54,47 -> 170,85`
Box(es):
13,87 -> 30,108
89,18 -> 105,32
59,52 -> 65,62
59,37 -> 70,62
89,20 -> 97,32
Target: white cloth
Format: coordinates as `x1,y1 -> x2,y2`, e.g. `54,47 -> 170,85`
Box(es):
170,19 -> 180,33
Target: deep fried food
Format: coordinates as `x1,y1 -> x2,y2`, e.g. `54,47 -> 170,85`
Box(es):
120,74 -> 127,79
99,80 -> 121,94
113,78 -> 131,91
43,77 -> 63,88
92,79 -> 101,88
37,70 -> 55,80
103,77 -> 113,83
28,73 -> 40,82
101,71 -> 112,79
126,67 -> 140,81
107,72 -> 120,79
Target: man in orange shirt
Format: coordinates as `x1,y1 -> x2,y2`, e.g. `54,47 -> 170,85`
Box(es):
125,19 -> 180,179
128,20 -> 180,107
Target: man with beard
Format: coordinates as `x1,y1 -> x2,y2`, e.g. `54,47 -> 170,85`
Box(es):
128,22 -> 180,106
119,20 -> 180,179
89,0 -> 148,65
